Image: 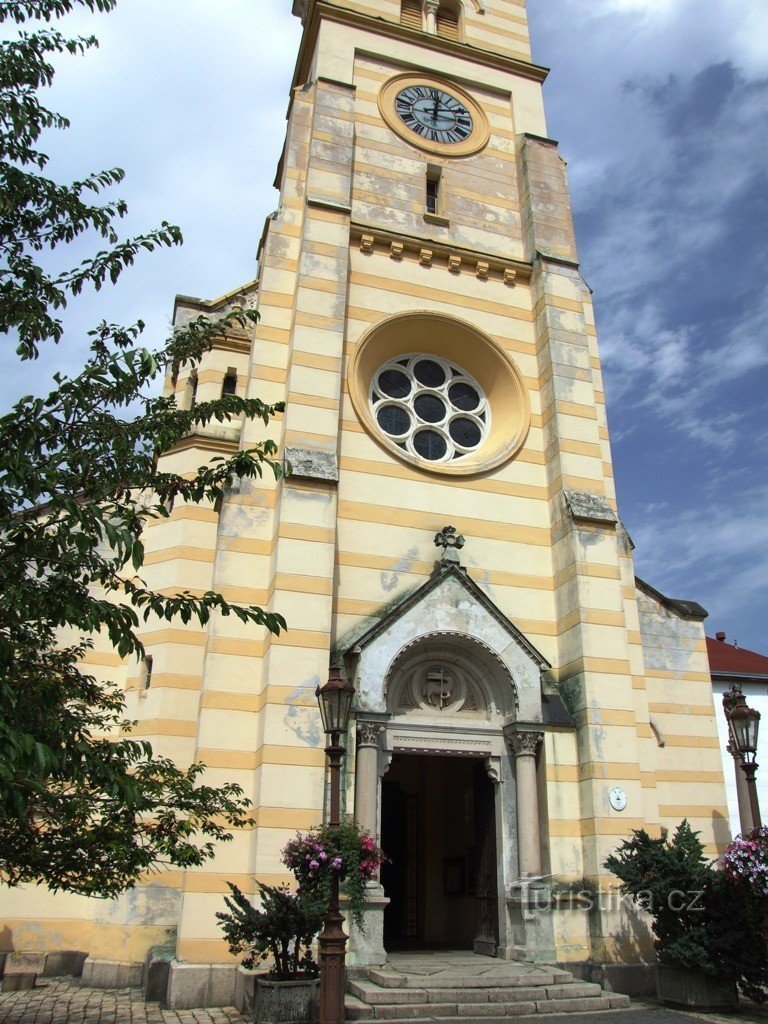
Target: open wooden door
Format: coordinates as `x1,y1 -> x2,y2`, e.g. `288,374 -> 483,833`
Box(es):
472,763 -> 499,956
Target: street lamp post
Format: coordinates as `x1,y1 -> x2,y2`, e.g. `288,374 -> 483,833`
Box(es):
723,682 -> 762,830
316,662 -> 355,1024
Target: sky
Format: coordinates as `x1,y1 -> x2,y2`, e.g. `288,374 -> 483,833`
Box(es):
2,0 -> 766,651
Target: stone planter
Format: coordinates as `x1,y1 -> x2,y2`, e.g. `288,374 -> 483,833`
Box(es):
656,964 -> 737,1011
234,969 -> 319,1024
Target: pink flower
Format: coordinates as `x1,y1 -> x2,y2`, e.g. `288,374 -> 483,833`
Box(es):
310,860 -> 319,869
332,857 -> 343,870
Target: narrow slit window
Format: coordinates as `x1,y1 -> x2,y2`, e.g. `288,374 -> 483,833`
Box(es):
426,168 -> 442,214
189,371 -> 198,409
222,371 -> 237,397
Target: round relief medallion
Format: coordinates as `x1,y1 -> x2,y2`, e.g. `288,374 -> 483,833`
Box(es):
347,311 -> 531,477
378,73 -> 490,157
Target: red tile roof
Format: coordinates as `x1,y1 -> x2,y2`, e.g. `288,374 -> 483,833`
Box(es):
707,636 -> 768,678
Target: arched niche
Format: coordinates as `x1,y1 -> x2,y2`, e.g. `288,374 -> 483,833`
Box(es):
386,630 -> 518,722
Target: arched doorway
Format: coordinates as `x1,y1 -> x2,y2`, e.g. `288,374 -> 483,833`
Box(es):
378,632 -> 514,957
345,556 -> 551,966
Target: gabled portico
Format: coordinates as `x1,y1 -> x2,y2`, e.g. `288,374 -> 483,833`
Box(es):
341,537 -> 553,965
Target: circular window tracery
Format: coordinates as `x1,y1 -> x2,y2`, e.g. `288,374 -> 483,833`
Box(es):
369,354 -> 489,463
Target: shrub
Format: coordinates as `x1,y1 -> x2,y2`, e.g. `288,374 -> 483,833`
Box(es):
216,882 -> 323,979
605,820 -> 768,1002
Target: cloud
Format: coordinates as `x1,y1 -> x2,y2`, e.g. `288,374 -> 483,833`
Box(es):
632,481 -> 768,636
530,1 -> 768,646
1,0 -> 765,647
0,0 -> 301,398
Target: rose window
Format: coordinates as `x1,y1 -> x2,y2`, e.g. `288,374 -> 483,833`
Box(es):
370,354 -> 489,463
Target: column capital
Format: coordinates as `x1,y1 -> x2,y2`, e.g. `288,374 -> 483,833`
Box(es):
505,726 -> 543,758
424,0 -> 438,34
356,721 -> 384,748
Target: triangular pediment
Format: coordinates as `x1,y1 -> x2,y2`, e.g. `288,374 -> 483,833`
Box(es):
344,562 -> 549,721
347,561 -> 549,669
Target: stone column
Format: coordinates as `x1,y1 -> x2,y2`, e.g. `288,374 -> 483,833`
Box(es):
424,0 -> 439,34
348,721 -> 388,967
355,722 -> 384,848
507,729 -> 544,878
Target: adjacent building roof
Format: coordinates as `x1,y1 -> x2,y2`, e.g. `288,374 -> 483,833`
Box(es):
707,635 -> 768,680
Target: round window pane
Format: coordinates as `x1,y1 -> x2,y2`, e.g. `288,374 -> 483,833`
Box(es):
413,429 -> 448,461
449,417 -> 482,448
414,393 -> 447,424
378,369 -> 411,399
449,381 -> 480,411
376,404 -> 410,437
370,354 -> 489,464
413,359 -> 446,388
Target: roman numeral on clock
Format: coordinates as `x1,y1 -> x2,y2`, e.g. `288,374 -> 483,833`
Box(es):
394,84 -> 476,147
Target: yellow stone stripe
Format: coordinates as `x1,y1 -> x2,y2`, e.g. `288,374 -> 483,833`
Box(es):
549,818 -> 650,838
659,805 -> 730,819
348,271 -> 534,322
337,500 -> 550,546
126,719 -> 197,738
198,746 -> 326,771
648,702 -> 715,717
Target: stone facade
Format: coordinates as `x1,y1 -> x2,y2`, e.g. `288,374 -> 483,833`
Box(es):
0,0 -> 730,1006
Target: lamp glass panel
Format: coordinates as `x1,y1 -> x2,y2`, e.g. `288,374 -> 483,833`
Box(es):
732,707 -> 760,755
318,685 -> 354,735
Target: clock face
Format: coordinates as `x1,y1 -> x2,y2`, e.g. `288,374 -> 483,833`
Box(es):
610,787 -> 628,813
395,85 -> 474,145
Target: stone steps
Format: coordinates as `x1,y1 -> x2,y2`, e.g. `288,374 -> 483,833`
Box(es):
346,967 -> 631,1022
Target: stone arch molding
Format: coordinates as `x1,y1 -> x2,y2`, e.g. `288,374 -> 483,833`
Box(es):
387,630 -> 517,720
346,563 -> 547,724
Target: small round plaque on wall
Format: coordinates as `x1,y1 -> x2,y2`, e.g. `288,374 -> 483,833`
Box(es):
610,787 -> 628,812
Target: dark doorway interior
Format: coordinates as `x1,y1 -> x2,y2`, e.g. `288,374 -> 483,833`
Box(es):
380,753 -> 498,954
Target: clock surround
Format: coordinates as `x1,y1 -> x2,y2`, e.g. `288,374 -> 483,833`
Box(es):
378,72 -> 490,157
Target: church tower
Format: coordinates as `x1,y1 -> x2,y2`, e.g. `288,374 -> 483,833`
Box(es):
4,0 -> 730,1006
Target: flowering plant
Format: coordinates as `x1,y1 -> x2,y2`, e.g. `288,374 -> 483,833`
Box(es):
723,826 -> 768,899
282,817 -> 385,929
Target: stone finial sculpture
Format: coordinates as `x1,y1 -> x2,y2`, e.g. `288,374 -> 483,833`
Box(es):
434,525 -> 466,564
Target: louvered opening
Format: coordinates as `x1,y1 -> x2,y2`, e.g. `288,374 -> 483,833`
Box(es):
401,0 -> 423,30
436,7 -> 460,40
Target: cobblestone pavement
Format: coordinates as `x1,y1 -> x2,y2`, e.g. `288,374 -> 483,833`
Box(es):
0,979 -> 247,1024
2,979 -> 768,1024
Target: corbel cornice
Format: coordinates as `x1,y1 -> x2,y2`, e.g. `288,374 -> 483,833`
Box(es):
351,222 -> 532,285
